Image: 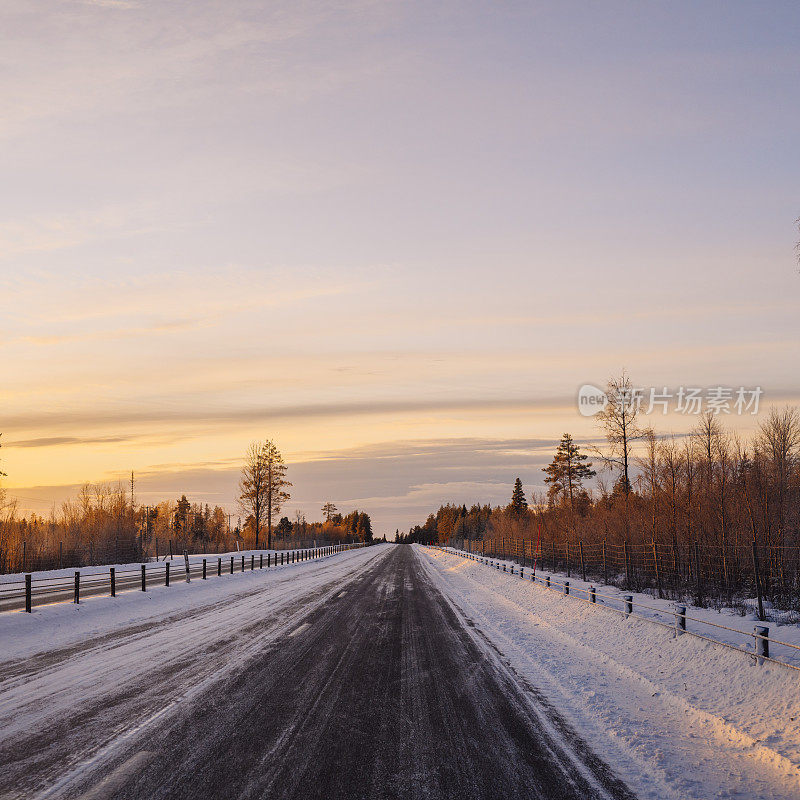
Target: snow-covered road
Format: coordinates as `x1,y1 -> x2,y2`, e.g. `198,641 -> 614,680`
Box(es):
1,544 -> 637,800
0,546 -> 388,798
3,543 -> 796,799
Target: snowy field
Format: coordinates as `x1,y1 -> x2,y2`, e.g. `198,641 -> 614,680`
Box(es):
418,545 -> 800,800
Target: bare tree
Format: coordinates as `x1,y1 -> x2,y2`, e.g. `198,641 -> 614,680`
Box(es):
757,406 -> 800,546
594,371 -> 645,536
659,435 -> 683,543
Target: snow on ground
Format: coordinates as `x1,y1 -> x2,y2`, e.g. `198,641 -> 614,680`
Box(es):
417,544 -> 800,800
441,546 -> 800,667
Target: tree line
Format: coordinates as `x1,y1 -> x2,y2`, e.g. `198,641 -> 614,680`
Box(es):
0,438 -> 373,573
399,374 -> 800,612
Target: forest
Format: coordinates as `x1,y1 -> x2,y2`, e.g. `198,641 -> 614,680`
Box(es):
399,378 -> 800,617
0,438 -> 373,573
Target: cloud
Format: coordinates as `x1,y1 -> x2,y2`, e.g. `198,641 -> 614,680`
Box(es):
1,396 -> 575,433
6,435 -> 130,448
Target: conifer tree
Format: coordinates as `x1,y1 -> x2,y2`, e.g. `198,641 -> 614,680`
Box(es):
543,433 -> 596,513
509,477 -> 528,515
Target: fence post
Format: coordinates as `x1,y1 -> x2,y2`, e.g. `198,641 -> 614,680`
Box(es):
752,539 -> 765,622
74,571 -> 80,604
260,554 -> 263,569
589,586 -> 596,603
110,567 -> 116,597
579,541 -> 586,582
754,626 -> 769,664
672,538 -> 680,590
268,553 -> 272,568
25,574 -> 32,612
165,562 -> 170,586
624,540 -> 631,588
520,566 -> 524,579
653,541 -> 663,599
675,605 -> 686,636
217,557 -> 222,576
694,541 -> 702,606
141,564 -> 146,591
564,580 -> 570,596
230,556 -> 234,574
202,559 -> 207,579
546,575 -> 550,589
624,595 -> 633,618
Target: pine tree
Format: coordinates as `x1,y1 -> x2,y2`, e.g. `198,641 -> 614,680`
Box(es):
543,433 -> 596,513
174,495 -> 190,538
238,439 -> 291,549
509,478 -> 528,515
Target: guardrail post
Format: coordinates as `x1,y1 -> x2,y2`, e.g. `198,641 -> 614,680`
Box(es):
217,557 -> 222,576
675,605 -> 686,636
141,564 -> 146,591
754,626 -> 769,664
25,574 -> 32,612
589,586 -> 596,603
564,580 -> 570,596
110,567 -> 116,597
202,559 -> 207,579
165,562 -> 170,586
624,595 -> 633,618
74,571 -> 80,604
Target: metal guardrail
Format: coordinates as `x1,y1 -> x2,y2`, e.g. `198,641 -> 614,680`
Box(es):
430,545 -> 800,673
4,543 -> 369,613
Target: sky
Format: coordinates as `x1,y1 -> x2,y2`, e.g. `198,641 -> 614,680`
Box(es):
1,0 -> 799,537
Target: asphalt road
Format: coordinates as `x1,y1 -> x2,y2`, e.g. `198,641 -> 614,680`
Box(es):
53,545 -> 635,800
